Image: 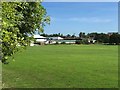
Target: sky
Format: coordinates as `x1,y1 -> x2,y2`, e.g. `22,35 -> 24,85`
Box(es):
42,2 -> 118,36
43,0 -> 119,2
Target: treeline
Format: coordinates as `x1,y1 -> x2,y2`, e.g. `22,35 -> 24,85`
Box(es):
41,32 -> 120,45
87,32 -> 120,45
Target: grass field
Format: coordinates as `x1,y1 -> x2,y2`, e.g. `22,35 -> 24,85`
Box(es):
2,45 -> 118,88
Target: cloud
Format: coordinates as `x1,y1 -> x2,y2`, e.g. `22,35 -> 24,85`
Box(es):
51,17 -> 112,23
69,17 -> 112,23
44,0 -> 119,2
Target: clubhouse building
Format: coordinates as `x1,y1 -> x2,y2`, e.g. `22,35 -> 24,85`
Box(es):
30,34 -> 96,46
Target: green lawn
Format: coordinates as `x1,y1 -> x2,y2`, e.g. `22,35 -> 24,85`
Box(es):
2,45 -> 118,88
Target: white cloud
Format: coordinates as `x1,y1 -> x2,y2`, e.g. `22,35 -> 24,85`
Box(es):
69,17 -> 112,23
51,17 -> 112,23
44,0 -> 119,2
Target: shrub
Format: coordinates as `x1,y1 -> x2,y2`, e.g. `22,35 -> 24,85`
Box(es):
55,41 -> 59,45
75,40 -> 81,44
82,39 -> 89,44
61,42 -> 66,44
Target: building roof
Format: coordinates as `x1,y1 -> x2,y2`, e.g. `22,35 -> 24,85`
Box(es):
34,35 -> 46,39
48,37 -> 63,40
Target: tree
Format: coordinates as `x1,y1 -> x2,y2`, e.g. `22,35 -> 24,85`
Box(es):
66,34 -> 71,38
2,2 -> 50,63
109,33 -> 120,45
87,33 -> 110,44
79,32 -> 85,39
96,33 -> 109,43
71,33 -> 76,38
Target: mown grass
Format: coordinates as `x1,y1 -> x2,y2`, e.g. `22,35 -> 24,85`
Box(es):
2,45 -> 118,88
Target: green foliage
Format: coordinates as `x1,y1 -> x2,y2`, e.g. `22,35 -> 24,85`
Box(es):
55,41 -> 59,45
75,39 -> 89,44
2,2 -> 50,63
75,40 -> 81,44
61,42 -> 66,44
82,39 -> 89,44
95,33 -> 109,43
109,33 -> 120,45
79,32 -> 86,38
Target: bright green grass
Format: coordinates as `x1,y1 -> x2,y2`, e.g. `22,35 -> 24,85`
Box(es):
3,45 -> 118,88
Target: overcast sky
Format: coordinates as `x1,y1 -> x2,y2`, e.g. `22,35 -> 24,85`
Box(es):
42,2 -> 118,35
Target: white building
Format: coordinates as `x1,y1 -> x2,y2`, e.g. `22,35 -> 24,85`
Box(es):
88,38 -> 96,44
48,37 -> 63,40
30,35 -> 64,46
30,35 -> 47,46
46,37 -> 64,44
34,35 -> 47,42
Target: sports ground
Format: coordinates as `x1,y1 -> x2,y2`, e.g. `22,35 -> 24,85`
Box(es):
2,45 -> 118,88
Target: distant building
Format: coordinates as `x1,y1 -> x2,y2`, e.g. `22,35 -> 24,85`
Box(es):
48,37 -> 63,40
30,34 -> 97,45
60,40 -> 76,44
30,35 -> 64,46
30,35 -> 47,46
34,35 -> 47,42
46,37 -> 64,44
88,37 -> 96,44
